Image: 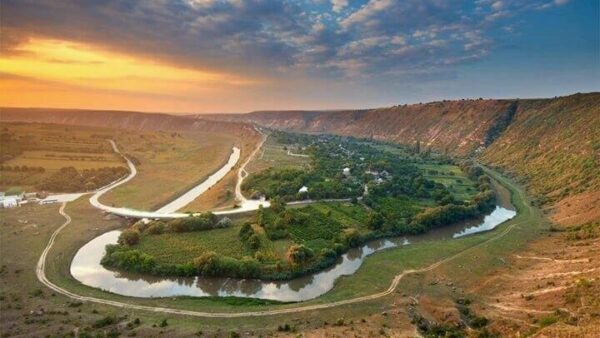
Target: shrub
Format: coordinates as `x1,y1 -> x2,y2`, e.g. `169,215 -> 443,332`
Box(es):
118,229 -> 140,246
286,244 -> 314,265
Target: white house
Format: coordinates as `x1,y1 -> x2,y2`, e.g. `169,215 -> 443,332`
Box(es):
298,186 -> 308,193
1,196 -> 19,208
343,167 -> 351,176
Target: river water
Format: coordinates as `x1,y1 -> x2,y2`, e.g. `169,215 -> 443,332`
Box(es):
70,205 -> 516,302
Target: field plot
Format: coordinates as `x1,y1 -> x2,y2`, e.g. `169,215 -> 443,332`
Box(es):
245,134 -> 311,174
99,131 -> 236,210
136,225 -> 247,264
0,122 -> 127,192
419,163 -> 477,202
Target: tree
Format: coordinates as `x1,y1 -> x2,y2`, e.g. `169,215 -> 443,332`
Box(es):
118,229 -> 140,246
247,234 -> 261,250
366,211 -> 385,230
286,244 -> 314,265
239,222 -> 253,241
270,196 -> 286,214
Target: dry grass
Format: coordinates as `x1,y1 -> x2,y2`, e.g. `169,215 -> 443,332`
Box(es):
245,135 -> 310,175
99,130 -> 237,210
183,131 -> 262,211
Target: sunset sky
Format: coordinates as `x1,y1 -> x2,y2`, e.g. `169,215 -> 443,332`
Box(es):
1,0 -> 598,113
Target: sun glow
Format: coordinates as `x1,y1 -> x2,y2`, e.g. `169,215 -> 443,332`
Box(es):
0,38 -> 257,112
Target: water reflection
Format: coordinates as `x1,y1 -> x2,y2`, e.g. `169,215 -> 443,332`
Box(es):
71,206 -> 515,301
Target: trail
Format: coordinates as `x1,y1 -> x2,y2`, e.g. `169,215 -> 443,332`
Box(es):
235,130 -> 268,205
514,255 -> 590,264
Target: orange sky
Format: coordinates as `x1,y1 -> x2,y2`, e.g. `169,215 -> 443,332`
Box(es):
0,39 -> 264,113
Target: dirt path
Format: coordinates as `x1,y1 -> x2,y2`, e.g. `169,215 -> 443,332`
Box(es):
235,129 -> 268,204
514,255 -> 590,264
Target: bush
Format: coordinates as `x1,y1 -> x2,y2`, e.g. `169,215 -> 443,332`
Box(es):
286,245 -> 314,265
118,229 -> 140,246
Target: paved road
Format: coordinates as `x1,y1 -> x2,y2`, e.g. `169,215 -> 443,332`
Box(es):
36,167 -> 531,318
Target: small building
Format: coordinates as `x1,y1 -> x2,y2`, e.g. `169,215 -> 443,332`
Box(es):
39,199 -> 59,205
343,167 -> 351,176
298,186 -> 308,193
1,196 -> 19,208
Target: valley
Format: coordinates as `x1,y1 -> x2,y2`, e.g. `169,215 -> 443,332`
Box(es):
0,94 -> 598,337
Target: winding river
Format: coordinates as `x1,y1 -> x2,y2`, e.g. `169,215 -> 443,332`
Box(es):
71,205 -> 515,302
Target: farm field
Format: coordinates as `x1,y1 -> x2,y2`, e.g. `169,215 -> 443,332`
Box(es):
244,133 -> 311,175
0,122 -> 127,192
418,163 -> 478,202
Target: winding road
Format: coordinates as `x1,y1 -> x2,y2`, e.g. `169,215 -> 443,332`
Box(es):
35,165 -> 532,318
90,141 -> 245,218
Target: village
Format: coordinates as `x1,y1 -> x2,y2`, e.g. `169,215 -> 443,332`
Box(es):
0,190 -> 81,208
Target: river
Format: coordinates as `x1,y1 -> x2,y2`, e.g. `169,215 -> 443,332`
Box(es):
70,205 -> 516,302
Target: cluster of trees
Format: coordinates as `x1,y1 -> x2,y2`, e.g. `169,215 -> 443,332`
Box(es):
103,242 -> 265,279
36,166 -> 129,192
130,213 -> 230,237
0,165 -> 45,172
239,222 -> 262,250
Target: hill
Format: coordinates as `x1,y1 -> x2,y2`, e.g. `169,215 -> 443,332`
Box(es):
0,107 -> 258,139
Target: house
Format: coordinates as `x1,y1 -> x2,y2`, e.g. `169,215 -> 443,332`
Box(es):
298,186 -> 308,193
1,196 -> 19,208
343,167 -> 351,176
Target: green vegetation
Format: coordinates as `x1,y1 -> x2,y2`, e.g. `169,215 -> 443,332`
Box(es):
481,93 -> 600,212
103,132 -> 496,280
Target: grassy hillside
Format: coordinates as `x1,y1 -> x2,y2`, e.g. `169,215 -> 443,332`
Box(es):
206,100 -> 518,156
205,93 -> 600,226
480,93 -> 600,226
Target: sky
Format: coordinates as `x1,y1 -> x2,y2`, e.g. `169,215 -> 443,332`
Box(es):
1,0 -> 598,113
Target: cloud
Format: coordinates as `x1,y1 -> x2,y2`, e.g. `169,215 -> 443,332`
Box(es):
0,0 -> 577,83
331,0 -> 348,13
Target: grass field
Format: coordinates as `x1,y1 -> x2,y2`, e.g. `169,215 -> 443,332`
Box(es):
0,122 -> 126,192
99,131 -> 236,210
136,225 -> 247,264
245,134 -> 311,174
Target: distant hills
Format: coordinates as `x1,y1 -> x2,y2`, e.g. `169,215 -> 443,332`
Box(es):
0,107 -> 258,139
2,92 -> 598,226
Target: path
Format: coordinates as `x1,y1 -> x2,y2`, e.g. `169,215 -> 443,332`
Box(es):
36,168 -> 531,318
232,131 -> 270,211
